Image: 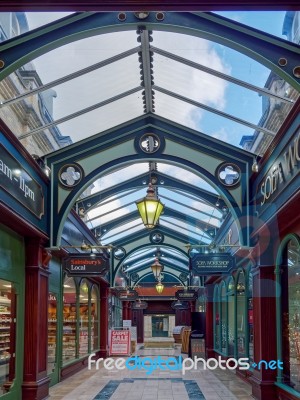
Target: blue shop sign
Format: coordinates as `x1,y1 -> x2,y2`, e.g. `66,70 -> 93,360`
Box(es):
191,253 -> 235,275
0,144 -> 44,219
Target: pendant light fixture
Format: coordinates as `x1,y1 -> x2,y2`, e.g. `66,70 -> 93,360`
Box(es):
155,280 -> 164,294
136,183 -> 164,229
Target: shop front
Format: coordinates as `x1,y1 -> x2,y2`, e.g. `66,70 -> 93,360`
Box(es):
0,119 -> 50,400
46,213 -> 110,383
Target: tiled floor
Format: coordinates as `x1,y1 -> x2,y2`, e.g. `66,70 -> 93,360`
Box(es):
49,346 -> 253,400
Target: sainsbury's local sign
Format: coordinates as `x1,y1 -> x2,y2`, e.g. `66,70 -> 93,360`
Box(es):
64,254 -> 109,276
258,127 -> 300,208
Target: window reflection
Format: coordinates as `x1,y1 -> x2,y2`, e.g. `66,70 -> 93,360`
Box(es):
48,293 -> 57,374
214,285 -> 220,351
227,277 -> 235,356
248,272 -> 254,363
220,282 -> 227,354
0,280 -> 16,395
237,272 -> 246,358
79,279 -> 89,357
91,286 -> 99,351
282,239 -> 300,392
62,277 -> 77,364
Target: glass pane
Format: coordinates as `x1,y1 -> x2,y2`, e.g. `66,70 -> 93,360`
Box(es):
0,280 -> 16,395
214,286 -> 220,350
220,283 -> 227,354
79,279 -> 89,357
282,240 -> 300,392
48,293 -> 57,374
237,272 -> 246,358
91,286 -> 99,351
227,277 -> 235,356
62,277 -> 77,364
248,272 -> 254,363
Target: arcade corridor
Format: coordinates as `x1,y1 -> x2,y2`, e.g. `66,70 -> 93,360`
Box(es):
0,3 -> 300,400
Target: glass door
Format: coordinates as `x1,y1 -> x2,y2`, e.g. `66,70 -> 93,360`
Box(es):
152,315 -> 169,337
48,293 -> 59,385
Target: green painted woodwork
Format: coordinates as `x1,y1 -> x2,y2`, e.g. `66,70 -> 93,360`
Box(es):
48,257 -> 62,386
0,224 -> 25,400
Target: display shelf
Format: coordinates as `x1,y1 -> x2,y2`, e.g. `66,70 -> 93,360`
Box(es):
62,304 -> 77,362
0,296 -> 11,383
48,295 -> 57,374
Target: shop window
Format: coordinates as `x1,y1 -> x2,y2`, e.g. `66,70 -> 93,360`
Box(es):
220,282 -> 227,354
0,280 -> 16,395
48,293 -> 57,374
110,296 -> 123,329
227,277 -> 235,356
213,285 -> 220,351
248,271 -> 254,363
280,238 -> 300,393
197,294 -> 206,312
79,279 -> 89,357
91,286 -> 99,351
62,277 -> 77,364
236,271 -> 246,358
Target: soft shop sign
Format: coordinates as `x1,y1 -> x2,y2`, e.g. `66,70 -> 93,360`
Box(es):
258,128 -> 300,208
63,254 -> 109,276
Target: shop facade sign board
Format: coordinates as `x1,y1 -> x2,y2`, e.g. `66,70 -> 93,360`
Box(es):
132,300 -> 148,309
175,289 -> 198,301
63,254 -> 109,276
0,144 -> 44,218
191,253 -> 235,275
117,289 -> 138,301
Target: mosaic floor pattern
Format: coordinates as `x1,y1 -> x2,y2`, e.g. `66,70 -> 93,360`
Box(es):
93,378 -> 205,400
49,346 -> 253,400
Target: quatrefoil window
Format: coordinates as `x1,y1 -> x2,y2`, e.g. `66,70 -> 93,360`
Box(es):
59,164 -> 84,188
139,133 -> 160,153
217,163 -> 241,187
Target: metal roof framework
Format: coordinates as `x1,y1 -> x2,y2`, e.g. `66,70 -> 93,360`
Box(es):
0,10 -> 299,287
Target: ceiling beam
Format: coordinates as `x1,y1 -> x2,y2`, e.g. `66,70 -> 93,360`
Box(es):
0,1 -> 297,11
78,171 -> 225,212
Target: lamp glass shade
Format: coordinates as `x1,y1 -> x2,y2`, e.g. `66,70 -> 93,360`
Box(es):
136,183 -> 164,228
156,281 -> 164,294
150,258 -> 163,279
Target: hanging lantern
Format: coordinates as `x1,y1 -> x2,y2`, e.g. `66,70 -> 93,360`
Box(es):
155,280 -> 164,294
150,257 -> 163,279
136,183 -> 164,229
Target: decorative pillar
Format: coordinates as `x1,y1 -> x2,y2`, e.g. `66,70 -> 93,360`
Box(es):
122,301 -> 129,321
205,284 -> 214,359
127,302 -> 132,321
250,265 -> 277,400
189,301 -> 196,312
22,240 -> 50,400
99,282 -> 109,358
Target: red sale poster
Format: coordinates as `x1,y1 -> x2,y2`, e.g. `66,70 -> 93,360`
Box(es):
109,330 -> 131,356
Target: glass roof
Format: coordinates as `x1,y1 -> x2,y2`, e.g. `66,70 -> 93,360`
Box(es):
1,10 -> 298,279
1,13 -> 296,153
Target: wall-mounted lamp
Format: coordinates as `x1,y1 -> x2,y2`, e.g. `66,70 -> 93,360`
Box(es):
252,156 -> 259,173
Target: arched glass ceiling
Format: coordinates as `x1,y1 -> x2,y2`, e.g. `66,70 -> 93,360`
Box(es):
1,12 -> 297,156
122,245 -> 189,274
82,160 -> 223,245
